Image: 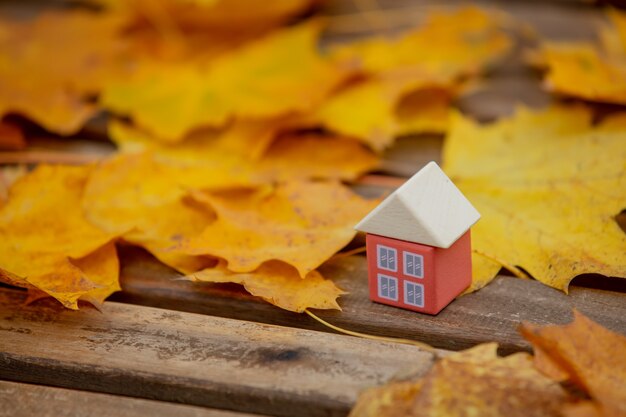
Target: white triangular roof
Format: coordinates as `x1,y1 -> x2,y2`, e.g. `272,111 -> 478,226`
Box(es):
355,161 -> 480,248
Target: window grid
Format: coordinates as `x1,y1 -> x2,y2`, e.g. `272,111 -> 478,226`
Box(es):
403,252 -> 424,278
377,245 -> 397,272
404,281 -> 425,308
377,274 -> 398,301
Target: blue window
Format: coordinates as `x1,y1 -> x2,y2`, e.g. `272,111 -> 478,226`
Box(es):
404,281 -> 425,308
403,252 -> 424,278
377,274 -> 398,301
377,245 -> 397,272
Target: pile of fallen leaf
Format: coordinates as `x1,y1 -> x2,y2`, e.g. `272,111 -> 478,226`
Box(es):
351,311 -> 626,417
0,1 -> 624,313
0,2 -> 515,311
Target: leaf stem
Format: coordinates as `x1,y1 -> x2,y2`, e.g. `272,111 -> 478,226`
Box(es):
304,309 -> 437,353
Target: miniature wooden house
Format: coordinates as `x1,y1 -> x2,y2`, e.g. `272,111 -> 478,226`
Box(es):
355,162 -> 480,315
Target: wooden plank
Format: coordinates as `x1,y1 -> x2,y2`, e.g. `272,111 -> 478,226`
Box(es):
112,246 -> 626,355
0,288 -> 437,417
0,380 -> 258,417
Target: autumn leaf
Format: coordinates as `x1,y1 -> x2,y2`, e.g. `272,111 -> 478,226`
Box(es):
0,166 -> 26,207
520,311 -> 626,417
189,260 -> 345,312
395,88 -> 451,136
0,11 -> 130,134
350,343 -> 571,417
102,21 -> 349,140
108,120 -> 378,184
110,118 -> 282,158
539,43 -> 626,105
71,241 -> 120,307
537,10 -> 626,105
443,106 -> 626,292
172,181 -> 378,277
98,0 -> 316,34
0,165 -> 120,309
82,152 -> 216,253
331,6 -> 511,79
311,75 -> 453,150
313,7 -> 509,148
83,131 -> 376,273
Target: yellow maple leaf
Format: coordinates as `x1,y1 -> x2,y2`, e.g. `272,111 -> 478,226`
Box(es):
332,6 -> 511,79
85,126 -> 377,272
99,0 -> 314,34
315,7 -> 508,148
312,74 -> 453,150
189,260 -> 345,312
538,10 -> 626,105
171,181 -> 378,277
540,43 -> 626,105
83,151 -> 219,273
102,21 -> 349,140
350,343 -> 570,417
0,11 -> 129,134
108,120 -> 378,184
0,165 -> 120,309
520,311 -> 626,417
443,106 -> 626,292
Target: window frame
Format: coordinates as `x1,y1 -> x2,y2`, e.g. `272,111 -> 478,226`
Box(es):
377,274 -> 399,301
403,251 -> 424,279
403,280 -> 425,308
376,244 -> 398,272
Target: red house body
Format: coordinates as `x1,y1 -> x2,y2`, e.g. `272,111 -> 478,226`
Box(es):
355,162 -> 480,315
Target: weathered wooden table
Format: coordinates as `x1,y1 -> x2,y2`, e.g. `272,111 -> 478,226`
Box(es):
1,1 -> 625,416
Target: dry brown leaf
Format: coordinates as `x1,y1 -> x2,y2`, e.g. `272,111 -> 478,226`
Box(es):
520,311 -> 626,417
0,165 -> 119,309
350,343 -> 571,417
189,260 -> 345,312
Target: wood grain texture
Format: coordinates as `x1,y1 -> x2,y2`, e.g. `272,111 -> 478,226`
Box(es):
112,247 -> 626,355
0,288 -> 437,417
0,380 -> 258,417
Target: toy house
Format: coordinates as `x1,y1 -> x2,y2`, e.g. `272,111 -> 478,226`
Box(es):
355,161 -> 480,315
